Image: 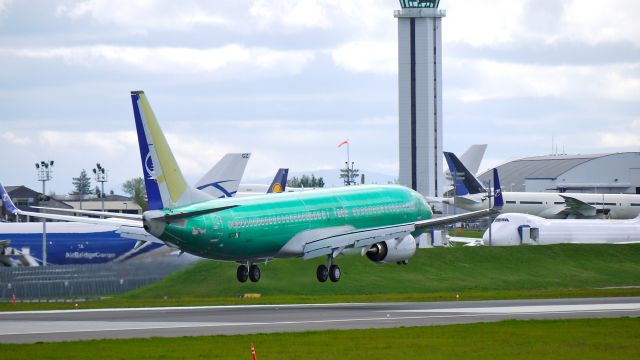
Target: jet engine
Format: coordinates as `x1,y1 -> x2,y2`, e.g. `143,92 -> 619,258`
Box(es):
366,234 -> 416,264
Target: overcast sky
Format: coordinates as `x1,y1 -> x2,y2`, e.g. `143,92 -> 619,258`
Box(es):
1,0 -> 639,194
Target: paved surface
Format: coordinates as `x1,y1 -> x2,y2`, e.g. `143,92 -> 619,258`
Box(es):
1,297 -> 639,343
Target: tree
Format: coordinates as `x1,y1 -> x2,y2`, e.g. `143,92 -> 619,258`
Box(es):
122,177 -> 147,211
72,169 -> 91,209
287,174 -> 325,188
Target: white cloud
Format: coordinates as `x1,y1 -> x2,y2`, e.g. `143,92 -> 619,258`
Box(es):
442,0 -> 640,47
249,0 -> 331,29
1,131 -> 31,145
3,45 -> 315,76
39,130 -> 136,155
446,59 -> 640,102
331,41 -> 396,74
56,0 -> 230,32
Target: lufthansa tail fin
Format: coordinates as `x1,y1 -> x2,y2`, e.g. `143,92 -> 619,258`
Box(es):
131,91 -> 211,209
267,168 -> 289,193
443,152 -> 487,196
493,168 -> 503,208
195,153 -> 251,198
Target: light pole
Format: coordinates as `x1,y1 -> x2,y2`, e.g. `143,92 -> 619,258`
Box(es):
92,163 -> 108,216
35,160 -> 54,266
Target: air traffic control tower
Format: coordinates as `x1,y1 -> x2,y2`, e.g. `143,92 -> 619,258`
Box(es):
395,1 -> 445,197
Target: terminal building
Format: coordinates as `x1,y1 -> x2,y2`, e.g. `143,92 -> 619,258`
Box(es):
477,152 -> 640,194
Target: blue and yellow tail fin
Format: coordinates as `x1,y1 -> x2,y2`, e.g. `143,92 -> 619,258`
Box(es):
268,168 -> 289,193
130,91 -> 211,209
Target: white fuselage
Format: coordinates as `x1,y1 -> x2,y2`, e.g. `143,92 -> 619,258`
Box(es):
483,213 -> 640,246
448,192 -> 640,219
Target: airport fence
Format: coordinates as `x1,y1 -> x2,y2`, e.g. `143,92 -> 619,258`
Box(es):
0,259 -> 191,301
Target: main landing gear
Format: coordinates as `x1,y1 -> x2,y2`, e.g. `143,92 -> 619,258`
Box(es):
316,256 -> 341,283
236,263 -> 261,283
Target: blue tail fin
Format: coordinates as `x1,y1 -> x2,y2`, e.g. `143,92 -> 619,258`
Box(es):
0,183 -> 19,214
493,168 -> 503,208
268,168 -> 289,193
443,152 -> 487,196
132,92 -> 163,210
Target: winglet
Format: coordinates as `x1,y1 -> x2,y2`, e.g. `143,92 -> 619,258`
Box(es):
0,183 -> 19,214
268,168 -> 289,193
493,168 -> 503,208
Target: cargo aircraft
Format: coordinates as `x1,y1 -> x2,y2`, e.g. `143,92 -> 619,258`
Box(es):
0,91 -> 501,282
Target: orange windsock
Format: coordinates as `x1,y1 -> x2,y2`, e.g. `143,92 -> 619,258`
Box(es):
338,140 -> 349,148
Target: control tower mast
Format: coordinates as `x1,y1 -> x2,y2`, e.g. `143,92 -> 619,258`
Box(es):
395,0 -> 445,197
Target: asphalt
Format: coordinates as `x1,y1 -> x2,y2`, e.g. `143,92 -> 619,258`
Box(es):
1,297 -> 639,343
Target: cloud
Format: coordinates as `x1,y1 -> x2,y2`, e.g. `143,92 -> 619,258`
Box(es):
249,0 -> 331,29
55,0 -> 230,32
39,130 -> 136,154
3,45 -> 315,76
443,0 -> 640,47
331,41 -> 396,74
446,59 -> 640,102
1,131 -> 31,145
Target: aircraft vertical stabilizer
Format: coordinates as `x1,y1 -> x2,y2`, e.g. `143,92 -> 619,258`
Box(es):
268,168 -> 289,193
130,91 -> 211,209
195,153 -> 251,198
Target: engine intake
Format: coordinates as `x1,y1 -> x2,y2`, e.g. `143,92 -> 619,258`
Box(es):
366,234 -> 416,264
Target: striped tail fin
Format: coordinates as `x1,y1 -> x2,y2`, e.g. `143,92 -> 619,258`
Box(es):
130,91 -> 211,209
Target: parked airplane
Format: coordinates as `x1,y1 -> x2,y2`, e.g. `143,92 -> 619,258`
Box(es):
443,152 -> 640,219
235,168 -> 289,197
0,91 -> 501,282
482,212 -> 640,246
443,144 -> 487,191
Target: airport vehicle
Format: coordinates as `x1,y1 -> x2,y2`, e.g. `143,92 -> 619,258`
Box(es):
482,212 -> 640,246
443,152 -> 640,219
0,91 -> 500,282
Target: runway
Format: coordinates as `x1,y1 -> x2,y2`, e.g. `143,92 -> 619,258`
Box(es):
1,297 -> 639,343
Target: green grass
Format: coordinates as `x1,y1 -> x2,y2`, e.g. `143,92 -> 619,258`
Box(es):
3,244 -> 640,311
2,317 -> 639,359
124,244 -> 640,298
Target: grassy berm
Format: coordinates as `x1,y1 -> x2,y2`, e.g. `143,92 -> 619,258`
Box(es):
118,244 -> 640,304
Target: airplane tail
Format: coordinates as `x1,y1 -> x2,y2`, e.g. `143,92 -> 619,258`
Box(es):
0,183 -> 19,215
459,144 -> 487,175
130,91 -> 211,209
268,168 -> 289,193
195,153 -> 251,198
443,152 -> 487,196
493,168 -> 503,208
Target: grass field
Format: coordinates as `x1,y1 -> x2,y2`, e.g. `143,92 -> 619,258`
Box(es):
2,244 -> 640,311
2,317 -> 639,359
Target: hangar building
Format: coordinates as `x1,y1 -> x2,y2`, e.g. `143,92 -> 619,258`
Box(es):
477,152 -> 640,194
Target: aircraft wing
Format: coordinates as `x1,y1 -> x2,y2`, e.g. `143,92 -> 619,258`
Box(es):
302,207 -> 498,260
302,168 -> 503,260
448,236 -> 484,246
559,195 -> 597,217
31,206 -> 143,220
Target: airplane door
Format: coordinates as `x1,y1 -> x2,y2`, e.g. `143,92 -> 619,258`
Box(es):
209,215 -> 223,241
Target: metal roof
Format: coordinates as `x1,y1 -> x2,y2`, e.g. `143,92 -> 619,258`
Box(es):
477,153 -> 609,192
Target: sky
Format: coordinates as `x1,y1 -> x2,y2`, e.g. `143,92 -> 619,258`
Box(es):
1,0 -> 639,194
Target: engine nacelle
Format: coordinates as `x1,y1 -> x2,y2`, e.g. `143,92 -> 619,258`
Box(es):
366,234 -> 416,264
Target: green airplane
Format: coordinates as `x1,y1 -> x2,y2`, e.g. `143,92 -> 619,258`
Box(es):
2,91 -> 502,283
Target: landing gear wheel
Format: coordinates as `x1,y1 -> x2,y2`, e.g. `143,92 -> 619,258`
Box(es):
329,265 -> 341,283
236,265 -> 249,283
316,264 -> 329,282
249,264 -> 261,282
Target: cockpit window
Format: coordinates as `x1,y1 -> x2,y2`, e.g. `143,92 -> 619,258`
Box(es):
494,218 -> 510,222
